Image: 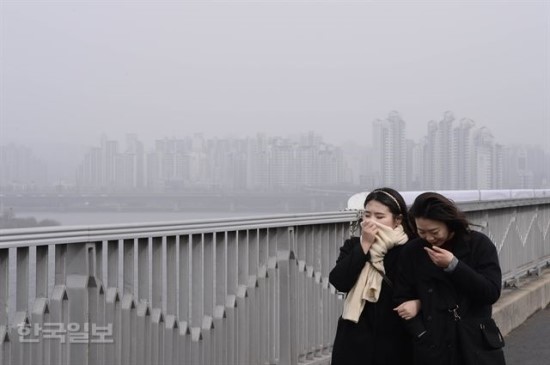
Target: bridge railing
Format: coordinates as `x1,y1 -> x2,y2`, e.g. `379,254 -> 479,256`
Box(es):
0,198 -> 549,365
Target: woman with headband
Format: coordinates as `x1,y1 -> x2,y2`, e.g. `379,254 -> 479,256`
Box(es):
329,187 -> 418,365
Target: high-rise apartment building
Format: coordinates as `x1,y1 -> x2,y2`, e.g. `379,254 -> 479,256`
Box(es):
432,111 -> 454,189
124,134 -> 146,189
472,127 -> 497,189
270,138 -> 296,189
77,135 -> 146,191
452,118 -> 475,189
400,112 -> 506,190
100,135 -> 119,188
372,111 -> 407,189
503,145 -> 548,188
409,140 -> 424,190
246,135 -> 270,190
0,144 -> 48,189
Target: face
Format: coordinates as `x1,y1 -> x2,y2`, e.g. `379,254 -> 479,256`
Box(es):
415,217 -> 454,247
363,200 -> 401,228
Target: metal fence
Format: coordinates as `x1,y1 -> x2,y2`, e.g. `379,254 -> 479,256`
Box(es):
0,199 -> 549,365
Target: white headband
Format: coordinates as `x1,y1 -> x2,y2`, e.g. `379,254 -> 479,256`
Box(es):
372,190 -> 402,213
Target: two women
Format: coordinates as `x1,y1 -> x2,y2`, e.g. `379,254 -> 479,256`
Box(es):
330,190 -> 505,365
329,188 -> 416,365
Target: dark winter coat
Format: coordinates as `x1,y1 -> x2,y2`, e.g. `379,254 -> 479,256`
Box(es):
394,230 -> 502,365
329,237 -> 413,365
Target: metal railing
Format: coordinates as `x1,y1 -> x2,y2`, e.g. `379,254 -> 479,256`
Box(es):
0,199 -> 549,365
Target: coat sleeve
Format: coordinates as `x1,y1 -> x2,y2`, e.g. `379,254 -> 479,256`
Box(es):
448,233 -> 502,305
393,242 -> 418,304
328,238 -> 369,293
393,242 -> 427,338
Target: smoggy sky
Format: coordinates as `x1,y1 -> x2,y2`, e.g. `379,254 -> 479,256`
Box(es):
1,0 -> 549,151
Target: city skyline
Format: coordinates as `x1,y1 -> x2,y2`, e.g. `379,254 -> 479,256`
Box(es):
3,108 -> 550,151
2,111 -> 549,191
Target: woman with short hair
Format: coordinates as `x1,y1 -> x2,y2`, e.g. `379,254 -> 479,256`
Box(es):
394,192 -> 506,365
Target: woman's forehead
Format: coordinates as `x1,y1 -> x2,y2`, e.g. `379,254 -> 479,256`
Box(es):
415,217 -> 445,230
364,200 -> 392,213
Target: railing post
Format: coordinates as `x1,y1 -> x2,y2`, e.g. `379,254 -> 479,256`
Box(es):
65,242 -> 97,365
30,298 -> 48,365
267,256 -> 278,364
104,286 -> 120,364
0,249 -> 8,365
150,308 -> 164,365
246,275 -> 259,365
137,238 -> 149,304
212,305 -> 226,365
0,326 -> 10,365
297,259 -> 309,363
121,239 -> 136,365
278,250 -> 297,365
135,302 -> 150,365
151,237 -> 163,365
31,247 -> 50,365
225,295 -> 237,365
11,246 -> 30,365
213,232 -> 227,364
163,315 -> 178,365
106,240 -> 119,293
120,294 -> 135,365
49,283 -> 68,365
257,264 -> 268,364
177,321 -> 190,365
165,236 -> 178,364
0,249 -> 7,327
94,285 -> 106,365
236,284 -> 248,365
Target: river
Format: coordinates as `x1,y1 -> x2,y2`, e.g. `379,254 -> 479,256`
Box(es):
15,210 -> 273,226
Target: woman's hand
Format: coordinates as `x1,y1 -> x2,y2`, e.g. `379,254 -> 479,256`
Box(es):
394,299 -> 421,320
360,219 -> 378,253
424,246 -> 454,268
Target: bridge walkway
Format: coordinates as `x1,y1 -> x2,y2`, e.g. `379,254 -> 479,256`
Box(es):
504,304 -> 550,365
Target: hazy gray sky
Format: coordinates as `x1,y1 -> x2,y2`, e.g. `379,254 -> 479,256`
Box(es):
1,0 -> 549,149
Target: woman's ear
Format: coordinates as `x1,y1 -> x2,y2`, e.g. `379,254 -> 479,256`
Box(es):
394,214 -> 403,228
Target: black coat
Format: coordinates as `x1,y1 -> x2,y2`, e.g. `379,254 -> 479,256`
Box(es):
394,230 -> 502,365
329,237 -> 413,365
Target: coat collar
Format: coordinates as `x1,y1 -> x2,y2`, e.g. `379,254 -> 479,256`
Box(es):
446,232 -> 472,260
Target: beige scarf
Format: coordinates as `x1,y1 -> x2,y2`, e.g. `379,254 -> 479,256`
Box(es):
341,221 -> 408,323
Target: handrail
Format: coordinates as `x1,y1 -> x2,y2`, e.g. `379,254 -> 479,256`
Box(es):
0,211 -> 358,248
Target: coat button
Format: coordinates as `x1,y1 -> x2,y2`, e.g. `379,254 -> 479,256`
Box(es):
427,288 -> 433,293
427,316 -> 432,321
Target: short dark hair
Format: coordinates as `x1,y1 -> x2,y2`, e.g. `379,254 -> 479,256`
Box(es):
364,187 -> 417,239
408,192 -> 470,237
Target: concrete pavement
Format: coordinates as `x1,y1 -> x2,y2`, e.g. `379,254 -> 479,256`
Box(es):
492,268 -> 550,336
490,267 -> 550,365
503,304 -> 550,365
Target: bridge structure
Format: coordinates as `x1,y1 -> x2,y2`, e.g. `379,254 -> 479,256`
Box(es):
0,190 -> 352,214
0,191 -> 549,365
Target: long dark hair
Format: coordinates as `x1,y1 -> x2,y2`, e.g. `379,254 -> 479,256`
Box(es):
408,192 -> 470,237
363,187 -> 417,239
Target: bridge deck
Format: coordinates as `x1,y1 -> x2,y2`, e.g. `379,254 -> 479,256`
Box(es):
504,304 -> 550,365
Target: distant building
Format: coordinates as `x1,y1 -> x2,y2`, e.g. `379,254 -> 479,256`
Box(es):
0,144 -> 48,189
372,111 -> 407,189
452,118 -> 475,189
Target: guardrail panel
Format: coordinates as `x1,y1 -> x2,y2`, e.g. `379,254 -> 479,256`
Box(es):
0,200 -> 548,365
